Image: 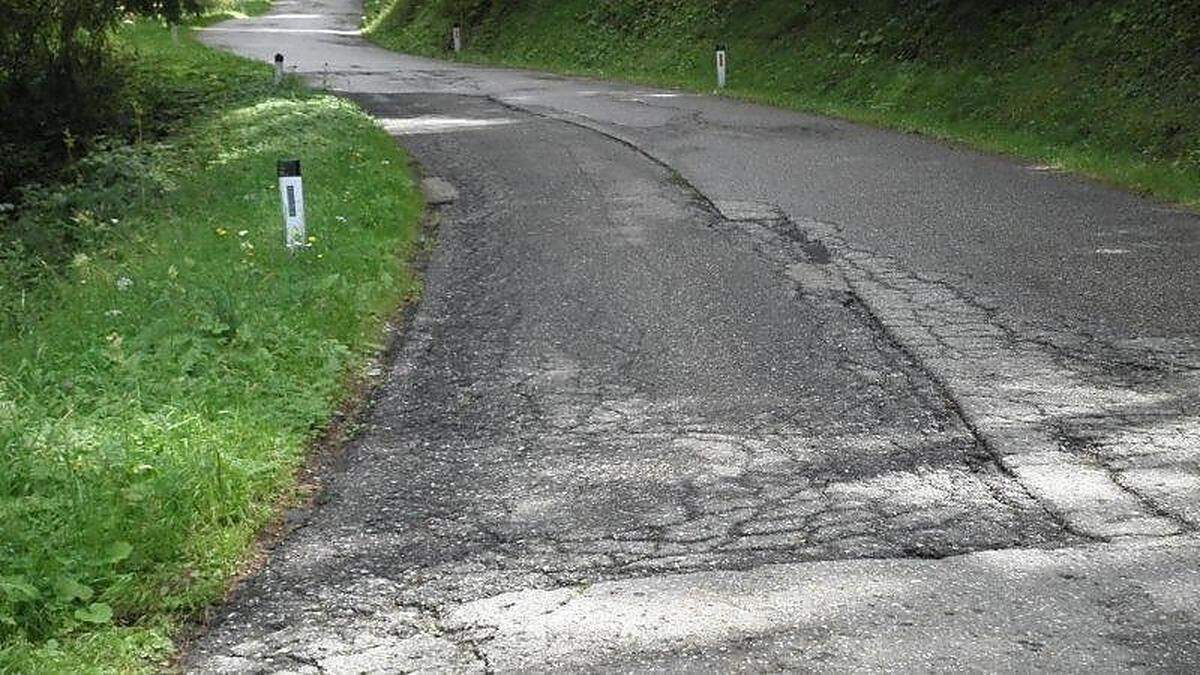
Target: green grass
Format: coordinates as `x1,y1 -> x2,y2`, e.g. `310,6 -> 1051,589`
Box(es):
0,16 -> 422,673
366,0 -> 1200,209
191,0 -> 274,26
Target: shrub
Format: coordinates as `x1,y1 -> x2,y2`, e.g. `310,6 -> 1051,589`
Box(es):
0,0 -> 201,200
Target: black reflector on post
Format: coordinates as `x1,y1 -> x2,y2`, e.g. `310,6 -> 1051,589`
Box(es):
277,159 -> 301,177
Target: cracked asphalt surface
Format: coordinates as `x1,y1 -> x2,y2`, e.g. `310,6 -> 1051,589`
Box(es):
190,1 -> 1200,671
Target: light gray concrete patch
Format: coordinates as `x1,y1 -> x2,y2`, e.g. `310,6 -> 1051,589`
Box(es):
785,261 -> 849,294
316,634 -> 483,674
1120,467 -> 1200,526
421,176 -> 458,205
445,535 -> 1200,672
711,199 -> 784,222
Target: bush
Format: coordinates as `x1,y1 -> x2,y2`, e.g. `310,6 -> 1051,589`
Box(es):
0,0 -> 201,200
1,0 -> 282,320
0,141 -> 174,335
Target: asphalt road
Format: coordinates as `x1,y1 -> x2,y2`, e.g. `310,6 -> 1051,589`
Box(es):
190,1 -> 1200,671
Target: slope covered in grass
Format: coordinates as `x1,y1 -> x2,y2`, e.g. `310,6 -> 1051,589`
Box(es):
368,0 -> 1200,207
0,18 -> 422,672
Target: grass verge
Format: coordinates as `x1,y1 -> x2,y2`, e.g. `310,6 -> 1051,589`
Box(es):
366,0 -> 1200,210
0,15 -> 422,673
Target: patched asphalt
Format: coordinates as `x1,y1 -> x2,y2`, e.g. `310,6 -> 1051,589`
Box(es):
190,1 -> 1200,671
186,92 -> 1078,672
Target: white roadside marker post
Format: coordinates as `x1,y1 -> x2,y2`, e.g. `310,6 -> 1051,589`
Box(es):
274,53 -> 285,84
715,44 -> 727,89
452,24 -> 462,53
171,24 -> 179,45
277,159 -> 306,252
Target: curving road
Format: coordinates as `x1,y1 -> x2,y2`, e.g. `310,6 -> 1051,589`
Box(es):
190,1 -> 1200,671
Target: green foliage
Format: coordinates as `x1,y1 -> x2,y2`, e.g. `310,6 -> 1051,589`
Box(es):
369,0 -> 1200,206
0,18 -> 284,336
0,19 -> 421,671
0,0 -> 191,198
0,140 -> 175,337
0,0 -> 271,200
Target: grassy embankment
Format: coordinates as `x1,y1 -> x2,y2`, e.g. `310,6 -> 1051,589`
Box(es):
0,9 -> 422,672
366,0 -> 1200,208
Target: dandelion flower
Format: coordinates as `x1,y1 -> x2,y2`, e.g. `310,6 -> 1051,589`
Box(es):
215,227 -> 229,236
237,230 -> 249,237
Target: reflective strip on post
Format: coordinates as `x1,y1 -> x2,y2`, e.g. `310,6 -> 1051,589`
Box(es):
278,159 -> 306,251
715,44 -> 727,89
